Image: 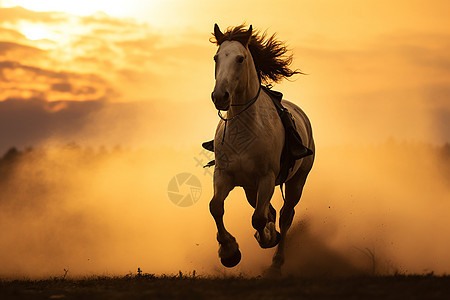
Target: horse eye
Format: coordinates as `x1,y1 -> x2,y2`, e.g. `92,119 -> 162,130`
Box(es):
236,56 -> 244,63
213,55 -> 218,62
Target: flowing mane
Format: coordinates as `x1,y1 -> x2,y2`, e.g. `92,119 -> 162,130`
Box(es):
210,24 -> 302,84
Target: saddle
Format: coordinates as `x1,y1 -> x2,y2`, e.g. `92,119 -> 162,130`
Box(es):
202,86 -> 313,185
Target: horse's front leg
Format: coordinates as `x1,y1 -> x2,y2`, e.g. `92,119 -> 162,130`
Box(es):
209,173 -> 241,267
252,173 -> 281,249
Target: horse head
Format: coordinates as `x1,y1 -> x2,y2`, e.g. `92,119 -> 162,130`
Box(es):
211,24 -> 257,110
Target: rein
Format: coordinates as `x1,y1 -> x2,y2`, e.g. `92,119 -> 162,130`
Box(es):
217,83 -> 262,144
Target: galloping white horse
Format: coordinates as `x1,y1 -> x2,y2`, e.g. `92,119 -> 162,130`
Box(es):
209,24 -> 315,274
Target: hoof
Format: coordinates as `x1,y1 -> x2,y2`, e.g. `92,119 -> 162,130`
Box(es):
258,231 -> 281,249
220,249 -> 241,268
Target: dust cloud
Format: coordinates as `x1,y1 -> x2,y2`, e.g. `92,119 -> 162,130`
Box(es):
283,142 -> 450,276
0,105 -> 449,279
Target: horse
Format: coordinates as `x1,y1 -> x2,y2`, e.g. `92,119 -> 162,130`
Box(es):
208,24 -> 315,275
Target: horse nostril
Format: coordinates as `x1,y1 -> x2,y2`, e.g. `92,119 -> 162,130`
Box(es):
224,91 -> 229,100
211,92 -> 215,102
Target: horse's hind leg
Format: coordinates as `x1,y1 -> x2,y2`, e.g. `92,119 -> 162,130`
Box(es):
270,162 -> 313,273
251,173 -> 281,249
210,174 -> 241,267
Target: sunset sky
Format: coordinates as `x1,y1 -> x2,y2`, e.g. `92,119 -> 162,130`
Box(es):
0,0 -> 449,151
1,1 -> 449,278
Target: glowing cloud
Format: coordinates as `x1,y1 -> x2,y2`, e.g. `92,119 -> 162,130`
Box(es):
20,23 -> 56,40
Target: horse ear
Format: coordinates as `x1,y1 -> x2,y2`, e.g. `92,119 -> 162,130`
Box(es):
238,25 -> 253,46
214,23 -> 224,44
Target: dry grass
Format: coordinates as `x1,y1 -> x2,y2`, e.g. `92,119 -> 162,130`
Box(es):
1,273 -> 449,299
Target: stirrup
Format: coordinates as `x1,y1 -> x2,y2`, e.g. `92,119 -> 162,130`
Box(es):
204,160 -> 215,168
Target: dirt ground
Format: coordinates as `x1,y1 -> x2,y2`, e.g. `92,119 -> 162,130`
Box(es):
1,274 -> 449,299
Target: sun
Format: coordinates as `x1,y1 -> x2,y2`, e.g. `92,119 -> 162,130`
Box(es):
20,24 -> 56,40
2,0 -> 145,17
2,0 -> 177,29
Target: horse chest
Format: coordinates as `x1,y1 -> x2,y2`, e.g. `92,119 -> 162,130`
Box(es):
213,106 -> 284,184
214,136 -> 279,183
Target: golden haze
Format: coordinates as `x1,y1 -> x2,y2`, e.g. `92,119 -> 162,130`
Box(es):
0,1 -> 449,277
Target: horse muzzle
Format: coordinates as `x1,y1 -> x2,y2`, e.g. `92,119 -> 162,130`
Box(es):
211,90 -> 230,111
